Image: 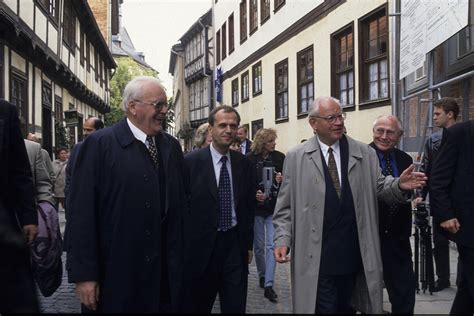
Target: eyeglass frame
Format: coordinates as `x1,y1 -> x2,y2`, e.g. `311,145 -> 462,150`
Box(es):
132,99 -> 168,110
373,127 -> 400,138
310,112 -> 347,124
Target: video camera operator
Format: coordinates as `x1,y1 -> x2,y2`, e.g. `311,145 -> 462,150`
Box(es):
247,128 -> 285,303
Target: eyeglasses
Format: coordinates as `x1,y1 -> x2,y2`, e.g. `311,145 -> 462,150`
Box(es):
312,112 -> 346,124
133,99 -> 167,110
374,127 -> 398,138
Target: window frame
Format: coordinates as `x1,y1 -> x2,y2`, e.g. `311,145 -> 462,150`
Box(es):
274,58 -> 289,122
63,1 -> 76,53
10,69 -> 28,137
228,13 -> 235,54
358,5 -> 390,106
232,78 -> 239,107
240,0 -> 248,44
216,29 -> 221,65
252,61 -> 262,96
222,22 -> 227,61
36,0 -> 59,25
274,0 -> 285,13
260,0 -> 271,25
249,0 -> 258,35
251,119 -> 263,139
331,23 -> 355,109
296,45 -> 314,116
241,70 -> 250,103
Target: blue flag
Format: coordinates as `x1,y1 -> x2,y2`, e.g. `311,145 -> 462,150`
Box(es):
215,67 -> 223,104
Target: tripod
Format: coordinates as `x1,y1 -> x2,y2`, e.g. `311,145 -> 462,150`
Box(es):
413,202 -> 435,294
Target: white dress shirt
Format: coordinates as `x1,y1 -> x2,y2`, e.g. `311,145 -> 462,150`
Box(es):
210,143 -> 237,228
127,118 -> 155,149
317,137 -> 342,185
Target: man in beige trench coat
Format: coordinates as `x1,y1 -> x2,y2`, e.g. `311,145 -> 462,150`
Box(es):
273,96 -> 427,314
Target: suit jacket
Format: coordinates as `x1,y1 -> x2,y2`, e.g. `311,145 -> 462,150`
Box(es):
0,100 -> 36,228
242,138 -> 253,154
66,118 -> 186,312
24,139 -> 55,206
184,146 -> 255,278
430,120 -> 474,248
273,135 -> 410,314
370,143 -> 413,240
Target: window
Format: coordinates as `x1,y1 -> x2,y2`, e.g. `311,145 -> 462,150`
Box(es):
332,25 -> 354,107
297,46 -> 314,115
241,71 -> 249,102
252,61 -> 262,95
240,0 -> 247,43
10,72 -> 28,137
232,78 -> 239,106
275,59 -> 288,120
36,0 -> 59,23
274,0 -> 285,12
216,29 -> 221,65
458,25 -> 474,58
95,50 -> 99,81
86,38 -> 90,71
251,119 -> 263,139
63,1 -> 76,51
228,14 -> 235,54
249,0 -> 258,35
80,26 -> 85,66
222,22 -> 227,60
360,8 -> 388,103
55,96 -> 63,122
261,0 -> 270,24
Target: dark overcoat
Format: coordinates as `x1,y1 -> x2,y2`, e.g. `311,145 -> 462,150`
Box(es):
66,118 -> 186,312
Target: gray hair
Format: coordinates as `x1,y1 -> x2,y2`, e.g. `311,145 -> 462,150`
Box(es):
373,115 -> 404,135
122,76 -> 165,111
309,96 -> 342,117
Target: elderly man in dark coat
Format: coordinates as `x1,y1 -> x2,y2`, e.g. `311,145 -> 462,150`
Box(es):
66,76 -> 186,313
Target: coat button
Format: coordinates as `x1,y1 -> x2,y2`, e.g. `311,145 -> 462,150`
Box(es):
145,255 -> 151,263
312,229 -> 316,233
145,229 -> 151,236
309,254 -> 313,258
145,202 -> 151,208
144,174 -> 149,182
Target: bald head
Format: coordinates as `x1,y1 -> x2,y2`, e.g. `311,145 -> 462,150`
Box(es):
27,133 -> 38,143
84,117 -> 104,138
372,115 -> 403,152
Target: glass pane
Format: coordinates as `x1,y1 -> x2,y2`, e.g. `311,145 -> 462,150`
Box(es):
308,83 -> 314,98
380,59 -> 388,79
306,62 -> 313,80
369,39 -> 378,58
340,52 -> 347,69
379,16 -> 387,37
339,73 -> 347,90
369,20 -> 378,41
340,36 -> 346,53
370,82 -> 378,100
301,86 -> 307,99
301,99 -> 307,112
340,91 -> 347,105
380,35 -> 387,54
348,71 -> 354,88
369,63 -> 378,82
380,79 -> 388,98
348,88 -> 354,105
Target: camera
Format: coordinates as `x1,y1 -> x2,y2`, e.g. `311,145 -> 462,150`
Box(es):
257,161 -> 279,206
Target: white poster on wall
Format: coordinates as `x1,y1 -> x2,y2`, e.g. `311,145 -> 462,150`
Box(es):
399,0 -> 469,80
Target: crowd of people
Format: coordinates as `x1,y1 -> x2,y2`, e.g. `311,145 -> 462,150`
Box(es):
0,75 -> 473,314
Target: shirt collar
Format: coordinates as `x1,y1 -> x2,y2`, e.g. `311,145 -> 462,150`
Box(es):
127,117 -> 148,145
317,137 -> 340,156
210,143 -> 230,165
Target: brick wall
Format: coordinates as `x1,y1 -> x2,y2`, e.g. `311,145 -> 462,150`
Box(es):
88,0 -> 109,44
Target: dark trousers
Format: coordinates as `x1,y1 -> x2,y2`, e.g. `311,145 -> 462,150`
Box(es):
188,227 -> 247,313
433,223 -> 450,281
381,239 -> 416,314
316,273 -> 357,314
450,244 -> 474,315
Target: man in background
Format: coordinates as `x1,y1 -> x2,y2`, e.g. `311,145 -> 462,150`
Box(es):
417,97 -> 460,292
27,133 -> 55,186
237,125 -> 252,155
370,115 -> 416,314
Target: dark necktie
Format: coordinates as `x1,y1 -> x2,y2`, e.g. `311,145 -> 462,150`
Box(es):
218,155 -> 232,231
146,136 -> 159,168
382,152 -> 398,216
328,147 -> 341,198
383,152 -> 394,176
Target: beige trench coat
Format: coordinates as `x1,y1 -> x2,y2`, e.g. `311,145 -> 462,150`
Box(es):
273,136 -> 409,314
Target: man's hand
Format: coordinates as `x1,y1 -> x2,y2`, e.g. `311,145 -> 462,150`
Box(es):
76,281 -> 100,311
274,246 -> 290,263
22,224 -> 38,245
441,218 -> 460,234
412,197 -> 423,209
256,190 -> 266,203
275,172 -> 283,184
248,250 -> 253,264
399,164 -> 427,190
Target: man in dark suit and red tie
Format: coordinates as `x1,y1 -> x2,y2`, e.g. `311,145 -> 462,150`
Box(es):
184,105 -> 255,313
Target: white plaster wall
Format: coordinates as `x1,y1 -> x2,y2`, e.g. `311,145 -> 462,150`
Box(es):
20,0 -> 35,30
3,0 -> 17,13
48,23 -> 58,54
34,8 -> 48,44
221,0 -> 390,153
215,0 -> 324,72
11,50 -> 26,73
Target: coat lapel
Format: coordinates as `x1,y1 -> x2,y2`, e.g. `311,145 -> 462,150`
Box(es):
305,137 -> 324,178
204,147 -> 218,202
346,136 -> 362,174
230,151 -> 240,209
158,132 -> 171,175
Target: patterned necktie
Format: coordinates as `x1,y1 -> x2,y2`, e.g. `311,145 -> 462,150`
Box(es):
146,136 -> 159,168
328,147 -> 341,198
218,155 -> 232,231
383,152 -> 394,176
